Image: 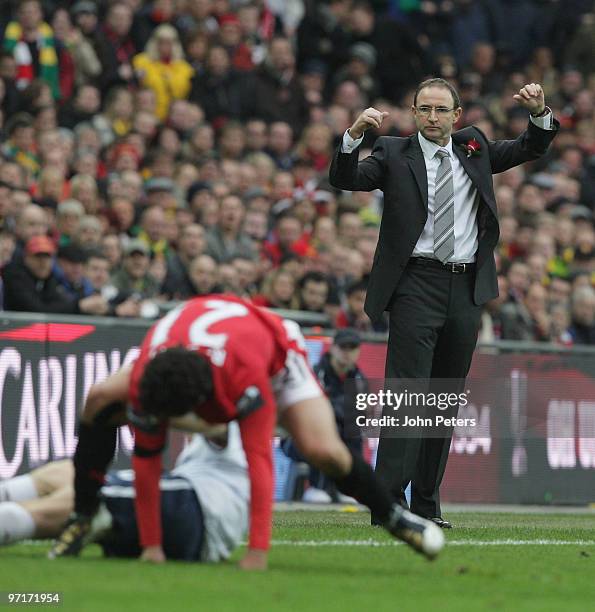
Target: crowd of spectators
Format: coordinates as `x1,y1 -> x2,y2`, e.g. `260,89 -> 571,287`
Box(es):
0,0 -> 593,344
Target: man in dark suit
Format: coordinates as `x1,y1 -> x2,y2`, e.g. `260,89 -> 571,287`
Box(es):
329,78 -> 558,528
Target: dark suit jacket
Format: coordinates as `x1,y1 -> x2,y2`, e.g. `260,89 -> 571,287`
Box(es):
329,120 -> 559,322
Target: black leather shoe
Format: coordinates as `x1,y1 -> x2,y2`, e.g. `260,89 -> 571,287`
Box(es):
430,517 -> 452,529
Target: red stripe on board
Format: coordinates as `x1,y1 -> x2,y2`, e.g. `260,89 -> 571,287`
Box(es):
0,323 -> 96,342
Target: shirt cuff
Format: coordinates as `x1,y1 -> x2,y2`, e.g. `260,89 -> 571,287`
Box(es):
341,129 -> 364,153
529,109 -> 554,130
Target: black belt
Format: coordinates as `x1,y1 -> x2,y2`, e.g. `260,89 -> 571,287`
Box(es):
409,257 -> 476,274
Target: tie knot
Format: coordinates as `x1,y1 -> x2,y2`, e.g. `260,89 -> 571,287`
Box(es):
435,148 -> 449,160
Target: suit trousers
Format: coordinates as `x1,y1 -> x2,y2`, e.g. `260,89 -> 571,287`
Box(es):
374,260 -> 482,519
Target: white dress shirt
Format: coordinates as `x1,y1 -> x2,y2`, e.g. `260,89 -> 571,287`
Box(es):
341,112 -> 554,262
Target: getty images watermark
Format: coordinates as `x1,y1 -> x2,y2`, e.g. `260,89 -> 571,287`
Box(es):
344,378 -> 482,439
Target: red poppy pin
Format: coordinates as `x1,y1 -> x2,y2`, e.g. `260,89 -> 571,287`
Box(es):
461,138 -> 481,158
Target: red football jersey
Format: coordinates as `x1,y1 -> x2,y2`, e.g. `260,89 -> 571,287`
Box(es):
129,295 -> 301,553
129,294 -> 293,421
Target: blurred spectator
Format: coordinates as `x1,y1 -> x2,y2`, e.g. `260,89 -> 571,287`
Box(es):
500,282 -> 551,342
188,253 -> 221,296
53,4 -> 101,89
298,271 -> 331,319
110,239 -> 161,300
190,45 -> 247,126
3,0 -> 60,99
550,303 -> 573,346
58,83 -> 101,130
253,267 -> 299,309
267,122 -> 295,170
54,242 -> 94,302
3,235 -> 106,314
296,0 -> 351,73
133,24 -> 194,121
101,233 -> 123,272
347,0 -> 431,101
231,255 -> 259,297
332,42 -> 380,102
12,203 -> 48,261
335,278 -> 386,332
206,194 -> 255,262
568,285 -> 595,344
84,249 -> 142,318
479,276 -> 508,342
3,112 -> 38,175
162,223 -> 207,299
137,205 -> 169,259
74,215 -> 103,248
246,36 -> 309,134
99,2 -> 137,88
55,199 -> 84,247
263,213 -> 312,266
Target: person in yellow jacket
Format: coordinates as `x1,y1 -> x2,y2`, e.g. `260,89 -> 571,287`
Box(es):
133,24 -> 194,121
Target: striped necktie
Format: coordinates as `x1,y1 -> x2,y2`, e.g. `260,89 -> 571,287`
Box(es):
433,148 -> 455,263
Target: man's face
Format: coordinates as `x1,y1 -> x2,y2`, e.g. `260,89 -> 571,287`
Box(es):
75,11 -> 98,34
58,213 -> 80,237
268,124 -> 293,153
278,219 -> 301,248
573,295 -> 595,326
19,1 -> 42,30
243,210 -> 268,240
107,4 -> 133,37
18,207 -> 48,242
338,213 -> 362,244
412,86 -> 461,146
180,224 -> 206,259
76,87 -> 101,113
301,280 -> 328,311
124,252 -> 149,279
0,185 -> 13,218
246,120 -> 267,150
347,290 -> 366,315
219,197 -> 243,231
525,285 -> 547,318
59,259 -> 84,285
507,263 -> 529,294
269,39 -> 294,72
190,256 -> 217,293
142,209 -> 166,241
14,127 -> 35,151
25,253 -> 53,279
232,259 -> 257,289
330,343 -> 360,374
85,257 -> 110,290
549,278 -> 571,306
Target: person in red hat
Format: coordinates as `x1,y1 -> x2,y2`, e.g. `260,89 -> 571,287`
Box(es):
218,13 -> 253,71
2,234 -> 107,314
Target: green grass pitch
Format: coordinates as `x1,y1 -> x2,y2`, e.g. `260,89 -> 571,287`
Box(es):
1,510 -> 594,612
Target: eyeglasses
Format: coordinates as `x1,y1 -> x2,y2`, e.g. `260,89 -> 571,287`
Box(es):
415,106 -> 456,117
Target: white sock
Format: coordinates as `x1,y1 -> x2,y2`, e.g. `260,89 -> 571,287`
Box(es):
0,503 -> 36,544
0,474 -> 38,502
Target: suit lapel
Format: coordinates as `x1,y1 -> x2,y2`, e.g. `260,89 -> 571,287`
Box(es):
452,131 -> 497,217
405,135 -> 428,212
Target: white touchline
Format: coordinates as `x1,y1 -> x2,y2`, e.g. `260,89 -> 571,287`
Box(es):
267,539 -> 595,547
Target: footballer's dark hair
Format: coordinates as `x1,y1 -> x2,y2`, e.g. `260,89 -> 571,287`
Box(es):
139,347 -> 213,417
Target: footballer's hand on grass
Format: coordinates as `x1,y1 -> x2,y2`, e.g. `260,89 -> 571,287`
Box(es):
348,107 -> 390,140
140,545 -> 166,563
239,549 -> 268,571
